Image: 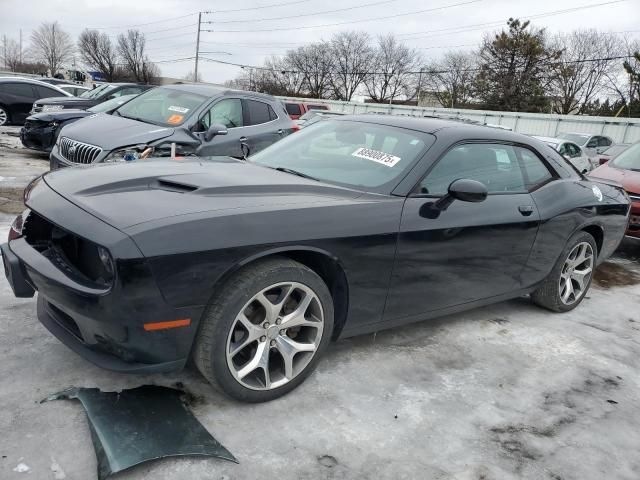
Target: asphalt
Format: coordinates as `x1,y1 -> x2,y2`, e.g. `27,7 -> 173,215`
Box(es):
0,126 -> 48,214
1,137 -> 640,480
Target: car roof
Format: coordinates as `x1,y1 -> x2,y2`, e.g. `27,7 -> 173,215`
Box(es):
161,83 -> 276,101
334,114 -> 534,142
0,76 -> 71,93
533,135 -> 566,143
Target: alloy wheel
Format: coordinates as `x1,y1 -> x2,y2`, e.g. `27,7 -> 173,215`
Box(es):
559,241 -> 594,305
0,108 -> 7,126
225,281 -> 324,390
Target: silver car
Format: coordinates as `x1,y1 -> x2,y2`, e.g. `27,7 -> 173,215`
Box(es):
534,135 -> 592,172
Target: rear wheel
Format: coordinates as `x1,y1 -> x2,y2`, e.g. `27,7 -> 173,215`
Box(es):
531,231 -> 596,312
0,107 -> 9,126
193,257 -> 334,402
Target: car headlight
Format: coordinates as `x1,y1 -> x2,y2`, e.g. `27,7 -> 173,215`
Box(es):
42,105 -> 64,112
104,145 -> 154,163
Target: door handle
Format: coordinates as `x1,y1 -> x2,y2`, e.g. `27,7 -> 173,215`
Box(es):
239,136 -> 248,142
518,205 -> 534,216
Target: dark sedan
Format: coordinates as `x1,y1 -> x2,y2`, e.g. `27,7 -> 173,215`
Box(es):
31,82 -> 151,114
2,116 -> 629,402
20,94 -> 139,153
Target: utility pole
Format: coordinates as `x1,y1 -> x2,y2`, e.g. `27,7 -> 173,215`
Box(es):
19,29 -> 22,64
3,35 -> 6,70
194,12 -> 202,82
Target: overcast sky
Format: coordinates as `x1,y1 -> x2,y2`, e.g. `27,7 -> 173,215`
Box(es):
1,0 -> 638,84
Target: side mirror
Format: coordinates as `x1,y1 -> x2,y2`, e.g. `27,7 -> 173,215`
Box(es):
204,123 -> 228,142
420,179 -> 487,219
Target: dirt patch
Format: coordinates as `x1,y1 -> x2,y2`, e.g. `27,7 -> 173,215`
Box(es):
0,187 -> 25,215
593,262 -> 640,288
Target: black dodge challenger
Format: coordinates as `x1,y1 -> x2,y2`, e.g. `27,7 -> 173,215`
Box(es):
1,115 -> 630,402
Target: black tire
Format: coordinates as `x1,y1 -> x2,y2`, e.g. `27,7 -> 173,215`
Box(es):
0,106 -> 10,126
531,231 -> 597,312
193,256 -> 334,402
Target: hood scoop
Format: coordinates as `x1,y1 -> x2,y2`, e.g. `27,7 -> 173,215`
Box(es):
156,179 -> 199,193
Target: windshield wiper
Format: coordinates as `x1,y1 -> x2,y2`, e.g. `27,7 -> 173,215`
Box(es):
272,167 -> 318,181
119,114 -> 160,126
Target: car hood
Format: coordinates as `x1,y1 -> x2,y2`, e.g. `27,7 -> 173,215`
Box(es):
36,96 -> 96,106
27,110 -> 92,123
590,163 -> 640,195
59,113 -> 175,150
43,158 -> 363,230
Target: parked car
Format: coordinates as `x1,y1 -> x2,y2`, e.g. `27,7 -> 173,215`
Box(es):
596,143 -> 631,166
294,110 -> 345,128
57,84 -> 91,97
32,82 -> 151,114
39,78 -> 78,86
2,115 -> 629,402
20,94 -> 139,153
558,132 -> 613,157
589,141 -> 640,238
49,84 -> 297,169
284,101 -> 329,120
533,135 -> 591,172
0,77 -> 72,126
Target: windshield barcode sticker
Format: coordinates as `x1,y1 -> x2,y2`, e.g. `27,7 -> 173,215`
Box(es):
351,147 -> 401,167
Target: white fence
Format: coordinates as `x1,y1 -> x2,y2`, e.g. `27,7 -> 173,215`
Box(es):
278,96 -> 640,144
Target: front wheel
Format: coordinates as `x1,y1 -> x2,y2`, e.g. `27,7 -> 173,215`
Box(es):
531,231 -> 597,312
193,257 -> 334,402
0,107 -> 9,126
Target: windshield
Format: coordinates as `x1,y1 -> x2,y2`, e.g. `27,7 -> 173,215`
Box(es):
611,142 -> 640,171
88,94 -> 137,113
79,84 -> 110,98
115,87 -> 207,126
602,144 -> 629,158
559,133 -> 590,145
251,120 -> 434,193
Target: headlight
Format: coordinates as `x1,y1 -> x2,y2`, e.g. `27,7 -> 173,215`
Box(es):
104,145 -> 153,163
42,105 -> 64,112
97,246 -> 114,276
8,209 -> 30,241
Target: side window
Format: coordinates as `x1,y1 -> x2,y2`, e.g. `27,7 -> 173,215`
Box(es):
201,98 -> 243,130
419,143 -> 527,195
598,137 -> 611,147
567,143 -> 581,158
285,103 -> 301,116
4,83 -> 35,98
586,137 -> 598,148
246,99 -> 274,125
558,143 -> 568,156
34,85 -> 60,99
516,147 -> 553,189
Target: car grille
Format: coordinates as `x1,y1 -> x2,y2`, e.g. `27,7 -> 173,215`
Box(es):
628,193 -> 640,203
59,137 -> 102,164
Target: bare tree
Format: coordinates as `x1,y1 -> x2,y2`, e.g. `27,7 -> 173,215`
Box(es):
78,29 -> 119,81
117,30 -> 157,83
423,51 -> 477,108
364,35 -> 421,103
549,30 -> 622,114
603,39 -> 640,117
1,37 -> 21,71
29,22 -> 74,75
182,70 -> 203,82
288,43 -> 333,98
329,31 -> 374,101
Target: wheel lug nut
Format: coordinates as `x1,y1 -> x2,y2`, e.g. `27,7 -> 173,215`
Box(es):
270,340 -> 276,347
280,329 -> 286,336
260,336 -> 266,342
276,319 -> 281,325
263,322 -> 270,328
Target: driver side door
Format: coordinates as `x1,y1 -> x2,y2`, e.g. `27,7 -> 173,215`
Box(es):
384,142 -> 547,323
195,98 -> 245,158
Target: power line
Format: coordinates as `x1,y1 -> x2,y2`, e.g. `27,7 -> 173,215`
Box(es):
201,54 -> 634,75
397,0 -> 630,40
213,0 -> 311,12
202,0 -> 482,33
203,0 -> 398,25
88,12 -> 199,30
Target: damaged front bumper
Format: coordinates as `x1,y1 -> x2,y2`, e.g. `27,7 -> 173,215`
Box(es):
20,121 -> 58,153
